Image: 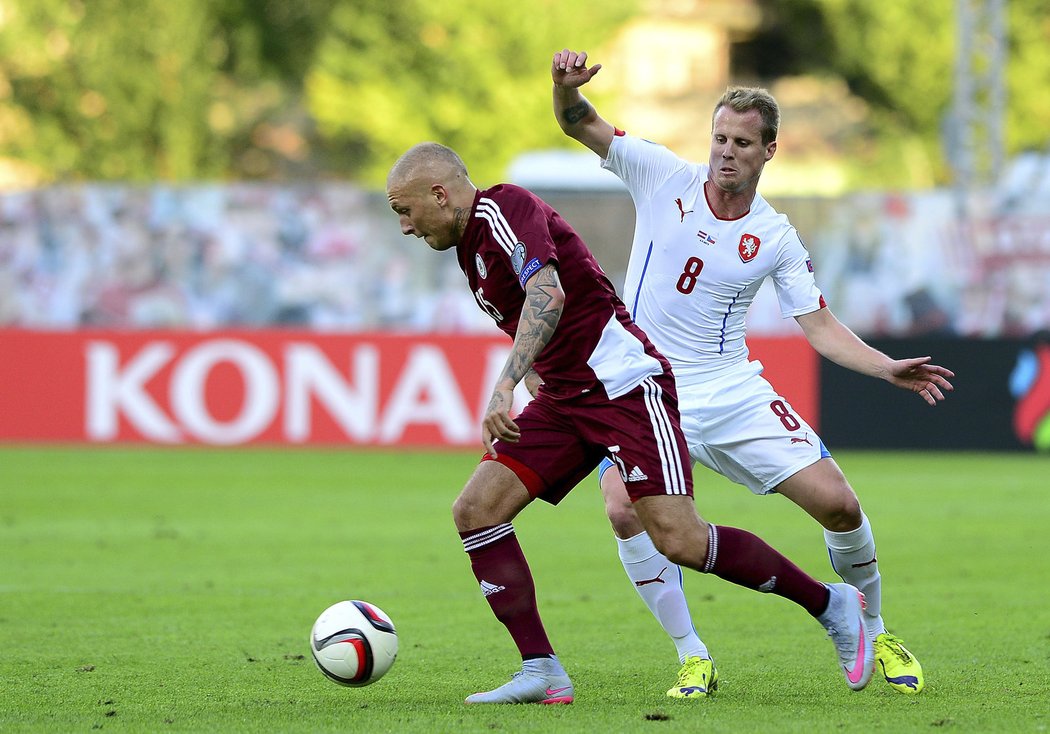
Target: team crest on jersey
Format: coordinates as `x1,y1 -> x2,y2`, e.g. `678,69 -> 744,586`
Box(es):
738,233 -> 761,263
511,242 -> 526,275
475,253 -> 488,279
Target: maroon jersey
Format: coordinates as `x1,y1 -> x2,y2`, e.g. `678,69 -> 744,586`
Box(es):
457,184 -> 670,400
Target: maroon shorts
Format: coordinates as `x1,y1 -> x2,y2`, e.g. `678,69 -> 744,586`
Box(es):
485,372 -> 692,504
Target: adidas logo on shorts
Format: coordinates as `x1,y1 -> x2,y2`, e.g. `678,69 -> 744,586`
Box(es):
626,466 -> 649,482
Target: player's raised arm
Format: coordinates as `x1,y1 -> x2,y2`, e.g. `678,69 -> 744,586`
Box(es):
552,48 -> 616,158
482,263 -> 565,455
795,307 -> 955,406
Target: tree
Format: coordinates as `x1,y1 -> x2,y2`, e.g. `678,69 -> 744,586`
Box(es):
741,0 -> 1050,187
1004,0 -> 1050,156
3,0 -> 1043,189
305,0 -> 638,187
0,0 -> 336,183
0,0 -> 222,181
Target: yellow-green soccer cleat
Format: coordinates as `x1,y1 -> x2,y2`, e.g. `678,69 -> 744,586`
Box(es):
874,633 -> 924,694
667,656 -> 718,698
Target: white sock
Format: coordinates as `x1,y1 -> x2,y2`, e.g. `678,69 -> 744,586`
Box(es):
524,655 -> 567,677
824,514 -> 886,640
616,531 -> 708,663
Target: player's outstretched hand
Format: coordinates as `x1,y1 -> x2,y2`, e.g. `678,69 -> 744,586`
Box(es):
887,357 -> 955,406
482,386 -> 520,457
552,49 -> 602,88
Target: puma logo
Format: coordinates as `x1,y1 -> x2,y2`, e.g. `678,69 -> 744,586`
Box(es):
675,198 -> 692,222
790,435 -> 813,445
635,567 -> 668,587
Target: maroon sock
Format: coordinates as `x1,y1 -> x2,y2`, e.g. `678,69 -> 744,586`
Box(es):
705,524 -> 830,616
460,524 -> 554,657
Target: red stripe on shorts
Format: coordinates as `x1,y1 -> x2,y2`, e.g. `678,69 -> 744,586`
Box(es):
482,452 -> 547,498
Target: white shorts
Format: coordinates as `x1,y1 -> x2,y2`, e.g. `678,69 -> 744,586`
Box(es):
676,360 -> 829,495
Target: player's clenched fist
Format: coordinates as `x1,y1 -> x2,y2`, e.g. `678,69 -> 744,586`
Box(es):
552,48 -> 602,87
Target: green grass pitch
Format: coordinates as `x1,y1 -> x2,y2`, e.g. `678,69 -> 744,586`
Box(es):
2,446 -> 1048,733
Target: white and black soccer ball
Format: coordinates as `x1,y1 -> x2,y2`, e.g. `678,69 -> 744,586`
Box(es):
309,600 -> 398,687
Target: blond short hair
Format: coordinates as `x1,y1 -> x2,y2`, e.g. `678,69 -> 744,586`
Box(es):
713,87 -> 780,144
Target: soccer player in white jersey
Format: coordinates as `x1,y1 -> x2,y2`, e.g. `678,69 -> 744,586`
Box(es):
550,49 -> 954,698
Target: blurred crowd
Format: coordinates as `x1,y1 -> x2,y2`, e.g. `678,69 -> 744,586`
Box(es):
1,182 -> 1048,338
810,190 -> 1050,339
0,184 -> 496,333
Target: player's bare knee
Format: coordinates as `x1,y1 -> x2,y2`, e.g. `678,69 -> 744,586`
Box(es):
453,461 -> 530,531
451,492 -> 475,531
605,497 -> 643,538
659,538 -> 706,571
452,490 -> 500,531
822,489 -> 863,532
647,518 -> 709,571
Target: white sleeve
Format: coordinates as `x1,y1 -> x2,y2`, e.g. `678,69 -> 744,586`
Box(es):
772,228 -> 825,317
601,134 -> 688,202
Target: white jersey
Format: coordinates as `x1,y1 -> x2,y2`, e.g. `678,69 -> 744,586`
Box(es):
603,133 -> 824,381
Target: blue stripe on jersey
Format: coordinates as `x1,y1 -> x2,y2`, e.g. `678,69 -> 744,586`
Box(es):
718,287 -> 744,354
597,456 -> 615,487
631,241 -> 655,320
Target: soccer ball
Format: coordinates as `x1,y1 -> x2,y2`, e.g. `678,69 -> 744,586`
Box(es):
309,600 -> 398,687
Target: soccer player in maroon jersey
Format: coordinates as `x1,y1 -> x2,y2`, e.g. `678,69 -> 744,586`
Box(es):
386,142 -> 874,704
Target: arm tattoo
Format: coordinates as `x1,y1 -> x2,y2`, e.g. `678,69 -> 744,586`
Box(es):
562,100 -> 592,126
485,388 -> 512,416
523,367 -> 544,398
499,264 -> 563,387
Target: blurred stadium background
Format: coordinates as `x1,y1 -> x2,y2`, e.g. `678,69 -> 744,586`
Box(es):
1,0 -> 1049,452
